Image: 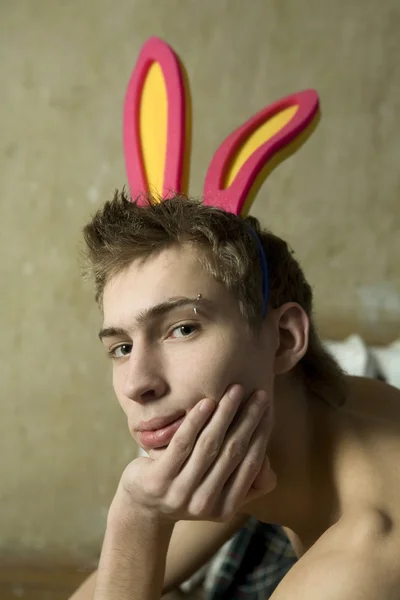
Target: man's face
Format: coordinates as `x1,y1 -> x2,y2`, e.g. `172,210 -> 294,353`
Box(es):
100,244 -> 275,457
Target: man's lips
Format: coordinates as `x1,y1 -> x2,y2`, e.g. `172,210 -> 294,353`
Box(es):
136,412 -> 186,449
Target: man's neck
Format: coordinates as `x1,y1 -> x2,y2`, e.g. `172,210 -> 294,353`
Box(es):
244,374 -> 344,548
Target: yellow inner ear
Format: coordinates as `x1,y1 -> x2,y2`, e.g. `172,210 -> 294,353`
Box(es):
139,63 -> 168,199
223,105 -> 298,188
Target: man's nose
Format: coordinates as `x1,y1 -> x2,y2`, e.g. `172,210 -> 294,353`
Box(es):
122,348 -> 167,403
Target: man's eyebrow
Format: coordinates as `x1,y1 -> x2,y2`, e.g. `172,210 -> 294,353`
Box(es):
98,296 -> 212,341
98,326 -> 129,341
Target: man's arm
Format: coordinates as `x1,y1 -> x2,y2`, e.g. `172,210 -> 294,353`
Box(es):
69,516 -> 246,599
89,385 -> 273,599
94,501 -> 172,600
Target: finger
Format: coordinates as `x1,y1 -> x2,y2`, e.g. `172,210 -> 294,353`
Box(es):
188,391 -> 269,515
157,397 -> 215,479
205,390 -> 268,484
217,408 -> 275,518
171,384 -> 245,496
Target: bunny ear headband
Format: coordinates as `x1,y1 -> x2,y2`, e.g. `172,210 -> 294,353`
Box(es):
123,37 -> 320,317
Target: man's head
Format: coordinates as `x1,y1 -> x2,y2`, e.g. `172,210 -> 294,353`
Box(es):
83,191 -> 344,452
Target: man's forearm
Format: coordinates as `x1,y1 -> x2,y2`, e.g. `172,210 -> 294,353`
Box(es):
94,498 -> 174,600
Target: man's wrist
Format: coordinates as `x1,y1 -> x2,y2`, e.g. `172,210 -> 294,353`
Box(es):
107,485 -> 174,539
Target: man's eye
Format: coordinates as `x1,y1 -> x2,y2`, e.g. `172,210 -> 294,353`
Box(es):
108,344 -> 132,359
170,324 -> 198,339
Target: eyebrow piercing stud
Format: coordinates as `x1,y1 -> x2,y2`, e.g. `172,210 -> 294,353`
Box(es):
193,294 -> 202,314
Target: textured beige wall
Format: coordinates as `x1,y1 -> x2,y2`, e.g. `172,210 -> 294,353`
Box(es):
1,0 -> 399,565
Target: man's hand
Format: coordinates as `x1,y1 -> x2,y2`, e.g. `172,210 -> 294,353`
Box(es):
95,385 -> 275,599
114,384 -> 276,525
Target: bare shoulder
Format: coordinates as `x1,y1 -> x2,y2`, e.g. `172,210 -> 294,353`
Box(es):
271,508 -> 400,599
347,374 -> 400,398
271,550 -> 399,600
346,375 -> 400,418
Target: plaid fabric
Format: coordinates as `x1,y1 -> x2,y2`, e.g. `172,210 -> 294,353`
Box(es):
205,518 -> 297,599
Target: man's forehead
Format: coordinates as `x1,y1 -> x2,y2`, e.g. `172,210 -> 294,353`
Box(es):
100,245 -> 226,334
103,247 -> 213,303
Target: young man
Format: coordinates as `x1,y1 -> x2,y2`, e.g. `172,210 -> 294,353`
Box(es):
71,192 -> 400,600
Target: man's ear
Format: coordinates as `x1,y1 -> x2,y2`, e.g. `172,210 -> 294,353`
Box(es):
272,303 -> 309,375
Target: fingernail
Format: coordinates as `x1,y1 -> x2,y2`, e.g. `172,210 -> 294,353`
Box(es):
228,384 -> 243,402
199,398 -> 215,413
256,390 -> 268,405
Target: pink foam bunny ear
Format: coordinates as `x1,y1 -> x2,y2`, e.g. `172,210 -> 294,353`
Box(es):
123,37 -> 191,203
202,90 -> 320,216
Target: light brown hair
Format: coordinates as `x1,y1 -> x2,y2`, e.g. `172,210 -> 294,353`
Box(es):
83,190 -> 346,407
